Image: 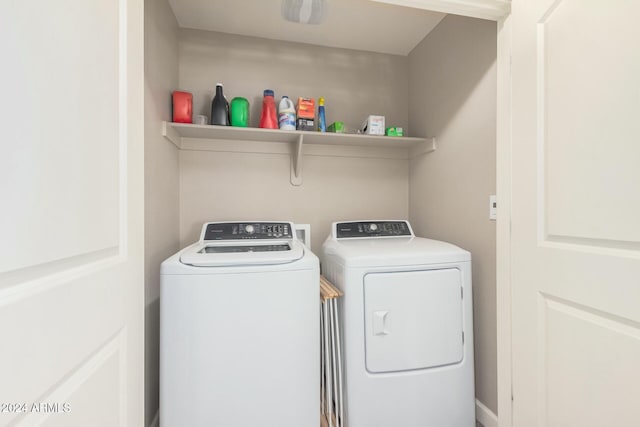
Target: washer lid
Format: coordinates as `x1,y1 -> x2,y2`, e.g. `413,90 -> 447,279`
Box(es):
180,240 -> 305,267
180,221 -> 304,267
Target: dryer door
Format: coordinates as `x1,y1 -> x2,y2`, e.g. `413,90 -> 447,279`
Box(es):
364,269 -> 464,373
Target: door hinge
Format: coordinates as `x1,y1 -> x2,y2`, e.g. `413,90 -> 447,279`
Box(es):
462,331 -> 465,343
461,287 -> 464,299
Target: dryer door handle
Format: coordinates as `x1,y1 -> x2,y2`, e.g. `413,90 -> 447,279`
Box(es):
373,310 -> 390,336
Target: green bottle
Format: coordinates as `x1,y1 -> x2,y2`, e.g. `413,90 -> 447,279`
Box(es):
230,97 -> 249,127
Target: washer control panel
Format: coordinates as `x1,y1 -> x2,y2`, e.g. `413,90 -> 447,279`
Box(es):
336,221 -> 413,238
202,222 -> 293,240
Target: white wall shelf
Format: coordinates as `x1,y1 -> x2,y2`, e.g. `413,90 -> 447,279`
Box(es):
161,121 -> 436,185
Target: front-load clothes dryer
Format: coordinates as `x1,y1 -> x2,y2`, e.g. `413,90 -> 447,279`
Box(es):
322,220 -> 475,427
160,221 -> 319,427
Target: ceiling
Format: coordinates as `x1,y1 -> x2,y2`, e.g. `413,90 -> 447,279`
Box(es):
167,0 -> 447,56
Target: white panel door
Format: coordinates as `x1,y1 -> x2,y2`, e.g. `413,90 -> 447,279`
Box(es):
511,1 -> 640,426
0,0 -> 143,426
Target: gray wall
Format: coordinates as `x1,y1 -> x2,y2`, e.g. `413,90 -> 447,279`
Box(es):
177,31 -> 410,253
179,150 -> 408,254
179,29 -> 409,134
144,0 -> 180,424
408,15 -> 497,414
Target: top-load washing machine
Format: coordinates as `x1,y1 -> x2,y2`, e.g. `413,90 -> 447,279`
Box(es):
160,221 -> 319,427
322,220 -> 475,427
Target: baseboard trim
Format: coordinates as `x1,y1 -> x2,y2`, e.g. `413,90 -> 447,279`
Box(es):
476,399 -> 498,427
149,410 -> 159,427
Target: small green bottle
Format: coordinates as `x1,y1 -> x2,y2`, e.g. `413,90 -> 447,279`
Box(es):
230,97 -> 249,127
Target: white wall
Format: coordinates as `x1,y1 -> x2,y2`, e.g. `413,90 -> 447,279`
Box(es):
408,14 -> 498,415
144,0 -> 180,424
177,31 -> 410,253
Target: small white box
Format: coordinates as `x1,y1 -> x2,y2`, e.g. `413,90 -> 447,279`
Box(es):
361,115 -> 385,135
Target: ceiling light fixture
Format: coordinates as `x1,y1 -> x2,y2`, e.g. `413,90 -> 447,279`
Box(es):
281,0 -> 327,25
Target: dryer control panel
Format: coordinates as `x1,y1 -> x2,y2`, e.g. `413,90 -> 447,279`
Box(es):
335,221 -> 413,238
202,222 -> 293,240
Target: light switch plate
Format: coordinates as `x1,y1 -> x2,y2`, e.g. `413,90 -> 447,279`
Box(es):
489,195 -> 497,220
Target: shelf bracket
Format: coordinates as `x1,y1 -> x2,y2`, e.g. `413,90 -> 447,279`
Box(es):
409,137 -> 436,158
290,134 -> 304,186
161,121 -> 182,149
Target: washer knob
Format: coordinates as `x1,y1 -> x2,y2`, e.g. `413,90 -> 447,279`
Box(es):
369,223 -> 378,231
245,224 -> 255,234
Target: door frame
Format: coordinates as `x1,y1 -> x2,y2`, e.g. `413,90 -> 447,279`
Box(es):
495,12 -> 513,427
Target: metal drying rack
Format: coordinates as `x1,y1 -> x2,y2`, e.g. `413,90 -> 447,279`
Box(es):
320,275 -> 344,427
